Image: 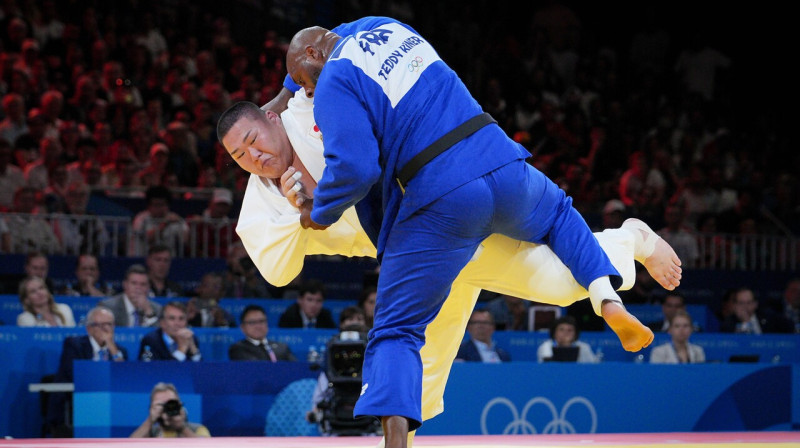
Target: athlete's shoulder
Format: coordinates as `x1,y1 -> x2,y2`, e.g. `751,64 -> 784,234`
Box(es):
332,16 -> 418,37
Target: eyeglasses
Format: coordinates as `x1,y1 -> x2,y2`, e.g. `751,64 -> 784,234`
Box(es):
88,322 -> 114,329
243,319 -> 268,325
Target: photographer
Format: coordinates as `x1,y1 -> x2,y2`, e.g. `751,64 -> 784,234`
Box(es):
130,382 -> 210,438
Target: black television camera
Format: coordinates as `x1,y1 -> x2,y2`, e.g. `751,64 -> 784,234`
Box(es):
314,326 -> 382,436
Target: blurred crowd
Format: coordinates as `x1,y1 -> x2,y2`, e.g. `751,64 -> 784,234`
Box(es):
0,0 -> 797,251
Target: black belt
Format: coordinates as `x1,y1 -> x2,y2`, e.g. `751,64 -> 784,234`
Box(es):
396,112 -> 496,189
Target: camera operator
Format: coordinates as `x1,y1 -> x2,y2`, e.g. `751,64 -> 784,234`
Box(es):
130,382 -> 210,438
307,306 -> 379,436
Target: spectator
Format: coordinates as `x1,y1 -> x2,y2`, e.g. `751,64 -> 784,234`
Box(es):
16,276 -> 75,327
357,285 -> 377,330
0,92 -> 27,145
769,278 -> 800,333
100,264 -> 161,327
0,137 -> 25,210
456,309 -> 511,363
46,306 -> 127,436
229,304 -> 296,361
24,136 -> 64,191
720,287 -> 794,334
138,142 -> 171,187
646,292 -> 687,332
649,309 -> 705,364
130,185 -> 189,256
485,294 -> 529,331
61,253 -> 113,297
221,242 -> 271,298
0,217 -> 9,252
145,244 -> 184,298
618,151 -> 665,208
537,316 -> 597,363
600,199 -> 627,231
137,301 -> 202,361
22,251 -> 55,293
186,187 -> 238,258
186,271 -> 235,328
657,202 -> 699,268
53,180 -> 110,255
277,279 -> 336,329
130,382 -> 210,437
3,186 -> 61,254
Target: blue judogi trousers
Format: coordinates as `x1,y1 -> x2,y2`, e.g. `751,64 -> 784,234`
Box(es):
354,159 -> 620,429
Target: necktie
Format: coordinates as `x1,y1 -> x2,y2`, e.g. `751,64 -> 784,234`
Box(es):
264,342 -> 277,362
98,348 -> 109,361
132,311 -> 141,327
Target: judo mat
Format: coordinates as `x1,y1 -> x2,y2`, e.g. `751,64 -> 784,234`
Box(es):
1,432 -> 798,448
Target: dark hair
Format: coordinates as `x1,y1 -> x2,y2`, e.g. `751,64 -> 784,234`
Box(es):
299,279 -> 326,298
160,300 -> 187,319
240,304 -> 266,323
124,263 -> 148,280
549,315 -> 579,341
338,305 -> 365,327
662,291 -> 685,305
147,243 -> 172,256
217,101 -> 264,143
145,185 -> 172,204
358,285 -> 377,308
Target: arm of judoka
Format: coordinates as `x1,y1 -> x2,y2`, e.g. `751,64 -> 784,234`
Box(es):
237,212 -> 309,287
310,79 -> 382,226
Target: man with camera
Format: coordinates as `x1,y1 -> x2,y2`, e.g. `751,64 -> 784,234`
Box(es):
130,382 -> 210,438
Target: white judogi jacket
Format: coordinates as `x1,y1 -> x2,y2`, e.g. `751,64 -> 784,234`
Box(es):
236,92 -> 377,287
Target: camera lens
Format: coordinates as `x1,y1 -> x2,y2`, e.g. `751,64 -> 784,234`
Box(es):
163,399 -> 182,417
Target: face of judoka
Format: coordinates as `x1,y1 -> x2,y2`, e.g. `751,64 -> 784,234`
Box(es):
222,110 -> 294,178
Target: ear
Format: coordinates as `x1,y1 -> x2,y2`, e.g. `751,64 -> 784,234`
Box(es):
305,45 -> 316,59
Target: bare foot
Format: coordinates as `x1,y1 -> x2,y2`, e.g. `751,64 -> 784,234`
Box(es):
622,218 -> 682,290
602,300 -> 654,352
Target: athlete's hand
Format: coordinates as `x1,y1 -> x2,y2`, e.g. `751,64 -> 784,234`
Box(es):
281,167 -> 305,207
299,199 -> 330,230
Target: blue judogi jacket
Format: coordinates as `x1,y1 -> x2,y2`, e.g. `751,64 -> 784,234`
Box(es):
296,17 -> 529,260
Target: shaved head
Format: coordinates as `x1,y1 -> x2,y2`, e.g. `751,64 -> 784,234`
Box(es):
217,101 -> 265,143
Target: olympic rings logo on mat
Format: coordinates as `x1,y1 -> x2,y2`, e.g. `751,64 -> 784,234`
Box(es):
408,56 -> 424,72
480,396 -> 597,434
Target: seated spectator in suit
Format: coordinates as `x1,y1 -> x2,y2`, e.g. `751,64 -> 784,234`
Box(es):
456,309 -> 511,363
278,279 -> 336,329
186,271 -> 236,328
138,301 -> 201,361
17,276 -> 75,327
61,253 -> 114,297
537,316 -> 598,363
46,306 -> 127,435
229,304 -> 296,361
649,309 -> 705,364
130,382 -> 210,438
145,244 -> 184,298
720,287 -> 794,334
646,292 -> 686,332
485,294 -> 529,331
100,264 -> 162,327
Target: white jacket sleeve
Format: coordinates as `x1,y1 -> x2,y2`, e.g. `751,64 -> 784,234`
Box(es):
236,175 -> 310,287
